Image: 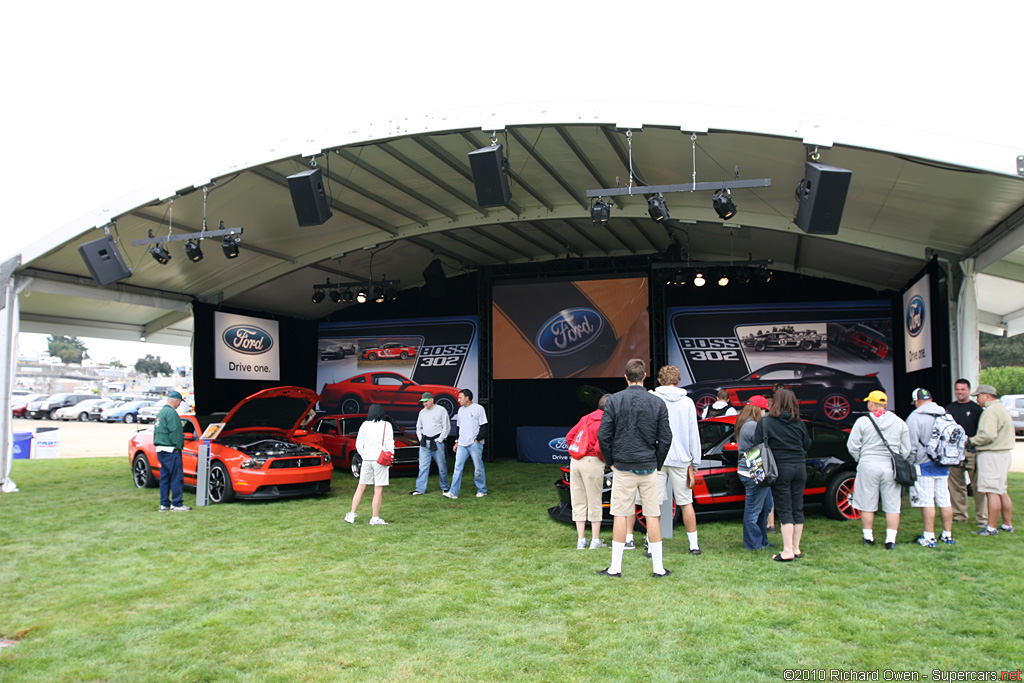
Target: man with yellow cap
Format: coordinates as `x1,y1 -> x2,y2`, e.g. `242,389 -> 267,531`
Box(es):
846,390 -> 911,549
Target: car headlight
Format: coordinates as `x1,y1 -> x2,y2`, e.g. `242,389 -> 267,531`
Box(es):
241,457 -> 267,469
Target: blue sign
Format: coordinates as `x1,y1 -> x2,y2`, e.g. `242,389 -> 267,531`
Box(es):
517,426 -> 572,464
222,325 -> 274,355
906,295 -> 925,338
535,308 -> 605,357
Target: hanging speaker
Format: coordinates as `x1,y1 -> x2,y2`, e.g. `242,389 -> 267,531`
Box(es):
78,235 -> 131,286
794,162 -> 852,235
287,167 -> 333,227
422,258 -> 448,298
468,144 -> 511,209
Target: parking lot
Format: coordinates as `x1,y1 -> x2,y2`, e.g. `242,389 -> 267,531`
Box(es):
12,417 -> 145,459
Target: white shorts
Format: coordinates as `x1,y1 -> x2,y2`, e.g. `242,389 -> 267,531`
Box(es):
358,460 -> 390,486
909,475 -> 951,508
657,466 -> 694,506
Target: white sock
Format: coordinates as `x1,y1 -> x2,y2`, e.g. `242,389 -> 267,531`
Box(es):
625,533 -> 634,544
862,528 -> 874,541
941,530 -> 952,539
923,531 -> 935,541
370,516 -> 379,523
686,531 -> 699,550
885,528 -> 898,543
649,541 -> 665,574
609,541 -> 624,574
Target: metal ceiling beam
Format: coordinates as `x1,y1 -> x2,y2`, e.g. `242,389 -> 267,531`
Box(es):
967,202 -> 1024,271
334,148 -> 459,221
435,229 -> 505,262
559,220 -> 607,255
555,125 -> 625,209
628,218 -> 664,252
404,236 -> 470,267
129,211 -> 297,263
19,268 -> 192,311
586,178 -> 772,198
320,165 -> 429,227
467,226 -> 531,261
416,135 -> 526,214
377,142 -> 486,215
19,313 -> 190,345
502,223 -> 563,259
143,310 -> 192,337
527,220 -> 584,256
506,128 -> 587,210
601,221 -> 635,254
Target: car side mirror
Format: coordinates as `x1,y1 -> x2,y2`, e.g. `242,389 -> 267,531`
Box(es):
184,433 -> 197,441
723,442 -> 738,452
294,429 -> 308,436
750,374 -> 760,380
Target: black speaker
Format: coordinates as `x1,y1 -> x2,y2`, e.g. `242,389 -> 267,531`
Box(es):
287,167 -> 333,226
468,144 -> 511,208
422,258 -> 448,298
794,162 -> 852,235
78,235 -> 131,286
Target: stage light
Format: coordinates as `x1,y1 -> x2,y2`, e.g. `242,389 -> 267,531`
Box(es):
712,188 -> 737,220
222,234 -> 240,258
342,289 -> 353,303
647,194 -> 669,222
374,286 -> 385,304
311,289 -> 325,304
184,239 -> 203,262
718,271 -> 730,287
149,243 -> 171,265
356,288 -> 368,304
330,290 -> 343,303
693,272 -> 706,287
590,199 -> 611,226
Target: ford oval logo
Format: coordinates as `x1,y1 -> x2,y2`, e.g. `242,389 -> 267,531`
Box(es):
222,325 -> 274,355
549,438 -> 569,452
535,308 -> 604,357
906,295 -> 925,338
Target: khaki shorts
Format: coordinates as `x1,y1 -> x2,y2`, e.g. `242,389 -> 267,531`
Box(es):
610,469 -> 659,518
658,466 -> 694,506
358,459 -> 390,486
569,456 -> 605,523
976,450 -> 1011,494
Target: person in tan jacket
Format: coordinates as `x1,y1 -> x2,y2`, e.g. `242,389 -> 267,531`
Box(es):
969,385 -> 1015,536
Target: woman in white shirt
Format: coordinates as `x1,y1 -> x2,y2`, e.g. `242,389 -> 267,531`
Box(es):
345,403 -> 394,526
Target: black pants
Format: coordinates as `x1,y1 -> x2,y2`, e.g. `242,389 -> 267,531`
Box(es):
771,462 -> 807,525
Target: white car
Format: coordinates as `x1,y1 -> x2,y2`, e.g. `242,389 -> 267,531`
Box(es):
1000,394 -> 1024,436
136,404 -> 162,424
54,399 -> 105,422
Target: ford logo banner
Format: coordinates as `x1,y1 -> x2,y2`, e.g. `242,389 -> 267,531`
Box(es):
535,308 -> 604,357
906,295 -> 925,338
548,437 -> 569,452
222,325 -> 274,355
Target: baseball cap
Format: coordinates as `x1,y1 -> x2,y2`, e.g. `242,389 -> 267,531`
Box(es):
863,390 -> 888,404
910,388 -> 932,402
747,395 -> 769,409
419,392 -> 434,402
167,390 -> 183,400
971,384 -> 998,397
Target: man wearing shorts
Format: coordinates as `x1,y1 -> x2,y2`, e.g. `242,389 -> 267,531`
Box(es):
970,384 -> 1015,536
597,359 -> 672,577
905,389 -> 954,547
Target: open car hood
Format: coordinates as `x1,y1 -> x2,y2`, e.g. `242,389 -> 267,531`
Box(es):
218,386 -> 320,439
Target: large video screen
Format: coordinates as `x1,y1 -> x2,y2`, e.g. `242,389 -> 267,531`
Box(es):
492,277 -> 650,379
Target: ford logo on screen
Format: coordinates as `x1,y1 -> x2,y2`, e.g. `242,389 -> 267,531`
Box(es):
906,295 -> 925,338
548,437 -> 569,452
222,325 -> 274,355
535,308 -> 604,357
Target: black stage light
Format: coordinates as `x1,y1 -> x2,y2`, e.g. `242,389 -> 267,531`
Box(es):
356,288 -> 368,304
342,289 -> 353,303
149,243 -> 171,265
312,289 -> 325,304
184,239 -> 203,262
330,290 -> 343,303
222,234 -> 240,259
590,199 -> 611,226
374,286 -> 385,304
647,194 -> 669,222
712,189 -> 737,220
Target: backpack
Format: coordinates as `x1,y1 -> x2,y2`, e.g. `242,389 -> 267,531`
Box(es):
925,412 -> 967,466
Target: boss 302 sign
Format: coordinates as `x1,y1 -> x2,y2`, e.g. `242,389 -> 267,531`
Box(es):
214,312 -> 281,380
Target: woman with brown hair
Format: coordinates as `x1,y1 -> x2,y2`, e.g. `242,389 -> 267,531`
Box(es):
735,395 -> 772,550
752,387 -> 811,561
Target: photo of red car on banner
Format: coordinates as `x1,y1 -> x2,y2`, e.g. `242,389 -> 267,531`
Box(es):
319,372 -> 460,418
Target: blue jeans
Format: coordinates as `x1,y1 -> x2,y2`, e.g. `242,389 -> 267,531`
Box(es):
449,441 -> 485,497
415,444 -> 450,493
158,450 -> 184,507
741,475 -> 774,550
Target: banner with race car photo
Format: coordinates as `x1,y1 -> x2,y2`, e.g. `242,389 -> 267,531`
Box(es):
666,301 -> 894,427
316,316 -> 478,428
903,273 -> 932,372
214,311 -> 281,381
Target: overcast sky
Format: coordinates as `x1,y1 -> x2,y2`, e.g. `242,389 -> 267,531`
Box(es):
2,2 -> 1022,359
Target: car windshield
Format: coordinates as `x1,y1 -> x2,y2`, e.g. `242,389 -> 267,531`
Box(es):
699,420 -> 735,452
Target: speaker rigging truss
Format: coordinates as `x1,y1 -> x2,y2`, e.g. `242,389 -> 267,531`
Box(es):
585,178 -> 771,198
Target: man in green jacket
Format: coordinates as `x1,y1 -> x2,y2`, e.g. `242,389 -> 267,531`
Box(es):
970,385 -> 1014,536
154,391 -> 189,512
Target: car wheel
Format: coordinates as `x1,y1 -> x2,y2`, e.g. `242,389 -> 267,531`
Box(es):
78,412 -> 89,421
801,340 -> 814,351
132,453 -> 157,488
123,413 -> 136,424
340,395 -> 363,414
400,351 -> 409,360
368,352 -> 378,361
754,341 -> 766,352
350,453 -> 362,479
823,470 -> 859,520
634,500 -> 677,533
692,392 -> 717,417
209,462 -> 235,503
819,392 -> 852,423
49,408 -> 60,420
435,395 -> 458,417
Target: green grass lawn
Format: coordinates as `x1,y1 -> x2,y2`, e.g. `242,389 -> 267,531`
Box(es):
1,458 -> 1021,683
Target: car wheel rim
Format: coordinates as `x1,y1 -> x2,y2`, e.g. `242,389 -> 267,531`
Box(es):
836,477 -> 859,519
340,398 -> 361,414
822,395 -> 850,421
694,395 -> 715,414
209,468 -> 225,502
351,456 -> 361,478
133,457 -> 148,487
435,397 -> 456,416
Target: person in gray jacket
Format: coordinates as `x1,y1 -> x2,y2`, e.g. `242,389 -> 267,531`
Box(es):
847,390 -> 911,549
905,388 -> 954,547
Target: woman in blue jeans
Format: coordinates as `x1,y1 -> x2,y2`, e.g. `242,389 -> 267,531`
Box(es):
735,395 -> 773,550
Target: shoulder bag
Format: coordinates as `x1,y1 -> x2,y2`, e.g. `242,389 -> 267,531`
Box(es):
377,426 -> 394,466
867,414 -> 915,487
744,417 -> 778,487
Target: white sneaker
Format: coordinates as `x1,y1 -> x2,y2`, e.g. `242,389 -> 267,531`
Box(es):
344,512 -> 356,524
475,492 -> 488,498
576,539 -> 588,550
589,539 -> 606,549
442,491 -> 458,499
369,517 -> 389,525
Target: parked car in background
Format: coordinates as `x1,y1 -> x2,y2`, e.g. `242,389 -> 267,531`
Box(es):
101,400 -> 157,423
549,415 -> 859,531
27,393 -> 97,420
12,393 -> 48,417
1000,394 -> 1024,436
361,342 -> 417,361
55,398 -> 105,421
128,386 -> 333,503
137,404 -> 162,424
89,399 -> 124,421
319,372 -> 459,417
298,413 -> 421,478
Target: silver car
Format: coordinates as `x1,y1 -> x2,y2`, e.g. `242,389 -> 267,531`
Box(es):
1000,394 -> 1024,436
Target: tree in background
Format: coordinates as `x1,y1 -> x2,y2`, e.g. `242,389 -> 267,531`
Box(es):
980,332 -> 1024,368
135,355 -> 173,377
109,359 -> 125,368
47,335 -> 88,364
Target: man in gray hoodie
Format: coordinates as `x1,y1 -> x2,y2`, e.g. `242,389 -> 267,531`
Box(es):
905,388 -> 954,547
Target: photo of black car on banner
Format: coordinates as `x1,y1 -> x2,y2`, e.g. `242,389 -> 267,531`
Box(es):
668,301 -> 894,426
316,316 -> 479,429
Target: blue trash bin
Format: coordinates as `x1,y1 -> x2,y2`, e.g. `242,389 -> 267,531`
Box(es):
13,431 -> 33,459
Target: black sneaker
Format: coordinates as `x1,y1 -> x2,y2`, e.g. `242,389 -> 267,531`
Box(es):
689,547 -> 702,556
410,491 -> 425,495
652,569 -> 672,578
862,538 -> 876,546
884,541 -> 897,550
999,524 -> 1015,533
596,568 -> 622,578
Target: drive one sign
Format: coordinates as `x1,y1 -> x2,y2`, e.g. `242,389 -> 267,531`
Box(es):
214,312 -> 281,380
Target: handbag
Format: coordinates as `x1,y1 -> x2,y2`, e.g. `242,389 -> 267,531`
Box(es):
867,414 -> 916,487
376,427 -> 394,467
744,418 -> 778,487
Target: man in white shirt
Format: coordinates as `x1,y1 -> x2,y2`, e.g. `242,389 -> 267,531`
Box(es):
444,389 -> 488,499
412,392 -> 451,495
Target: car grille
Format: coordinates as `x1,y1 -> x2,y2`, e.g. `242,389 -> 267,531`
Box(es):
268,457 -> 323,469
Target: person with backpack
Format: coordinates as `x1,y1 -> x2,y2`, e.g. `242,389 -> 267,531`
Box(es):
905,388 -> 961,547
702,390 -> 737,419
566,393 -> 610,549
